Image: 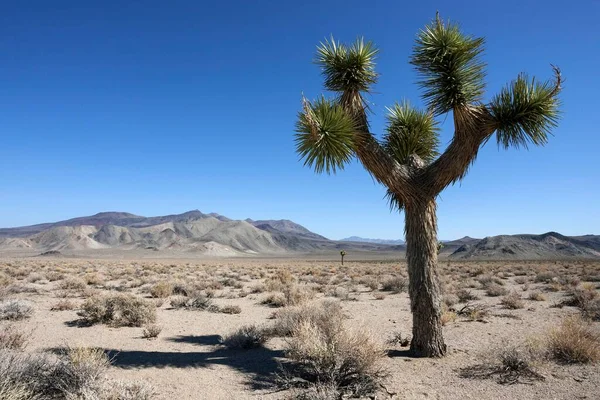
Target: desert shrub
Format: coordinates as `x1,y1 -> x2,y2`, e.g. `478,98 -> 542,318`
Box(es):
500,291 -> 524,309
514,276 -> 528,285
283,284 -> 314,306
0,346 -> 154,399
0,326 -> 29,350
441,310 -> 457,326
547,316 -> 600,363
58,277 -> 87,291
221,325 -> 267,349
219,305 -> 242,314
261,292 -> 287,308
563,286 -> 600,320
485,284 -> 508,297
0,300 -> 33,321
169,296 -> 189,309
528,291 -> 547,301
359,277 -> 379,291
0,380 -> 36,400
187,295 -> 216,311
169,294 -> 217,312
150,281 -> 173,298
443,294 -> 459,307
381,276 -> 407,293
270,300 -> 344,337
283,315 -> 386,398
460,343 -> 544,384
45,272 -> 64,282
386,331 -> 410,347
456,289 -> 479,302
83,273 -> 103,286
456,303 -> 490,322
171,282 -> 191,296
0,347 -> 107,399
50,300 -> 76,311
535,272 -> 556,283
0,272 -> 13,287
331,286 -> 350,301
142,324 -> 162,339
78,294 -> 156,327
26,273 -> 44,284
249,283 -> 267,293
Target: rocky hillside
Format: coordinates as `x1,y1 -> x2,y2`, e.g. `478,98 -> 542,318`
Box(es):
0,211 -> 378,256
450,232 -> 600,259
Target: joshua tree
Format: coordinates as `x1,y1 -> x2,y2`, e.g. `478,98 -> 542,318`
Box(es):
340,250 -> 346,265
295,14 -> 561,357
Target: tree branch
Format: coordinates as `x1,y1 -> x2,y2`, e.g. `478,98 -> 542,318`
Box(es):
418,105 -> 494,197
340,89 -> 415,204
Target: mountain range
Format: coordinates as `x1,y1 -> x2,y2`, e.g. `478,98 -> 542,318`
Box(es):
0,211 -> 598,259
0,210 -> 388,256
340,236 -> 405,245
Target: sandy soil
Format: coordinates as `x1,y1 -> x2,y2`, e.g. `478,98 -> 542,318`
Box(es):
1,256 -> 599,399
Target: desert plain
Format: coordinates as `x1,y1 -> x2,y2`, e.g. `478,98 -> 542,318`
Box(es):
1,254 -> 600,400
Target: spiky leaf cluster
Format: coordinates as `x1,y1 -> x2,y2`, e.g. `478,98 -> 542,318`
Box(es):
316,37 -> 379,93
411,15 -> 486,115
295,97 -> 356,174
383,101 -> 440,164
490,73 -> 561,149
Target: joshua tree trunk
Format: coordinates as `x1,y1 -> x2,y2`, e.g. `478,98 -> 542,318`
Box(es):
405,198 -> 446,357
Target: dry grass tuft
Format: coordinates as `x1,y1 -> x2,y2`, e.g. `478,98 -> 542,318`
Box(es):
486,284 -> 508,297
381,276 -> 407,293
150,281 -> 173,298
219,305 -> 242,314
142,324 -> 162,339
283,312 -> 386,398
50,299 -> 76,311
547,316 -> 600,364
221,325 -> 267,349
460,343 -> 545,385
0,300 -> 33,321
0,326 -> 29,351
528,291 -> 547,301
270,300 -> 344,338
500,291 -> 524,309
78,294 -> 156,327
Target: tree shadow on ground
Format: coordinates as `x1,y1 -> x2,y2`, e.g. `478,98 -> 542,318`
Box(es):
386,349 -> 423,358
48,335 -> 287,391
167,334 -> 221,346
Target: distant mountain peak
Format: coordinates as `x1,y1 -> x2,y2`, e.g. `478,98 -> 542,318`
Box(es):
340,236 -> 405,245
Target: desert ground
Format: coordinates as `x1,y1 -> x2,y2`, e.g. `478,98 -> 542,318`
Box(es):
1,255 -> 600,399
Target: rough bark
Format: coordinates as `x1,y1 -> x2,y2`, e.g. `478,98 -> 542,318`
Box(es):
405,198 -> 446,357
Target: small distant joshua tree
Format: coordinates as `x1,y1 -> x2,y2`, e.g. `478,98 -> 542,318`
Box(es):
340,250 -> 346,265
295,13 -> 561,357
437,242 -> 444,254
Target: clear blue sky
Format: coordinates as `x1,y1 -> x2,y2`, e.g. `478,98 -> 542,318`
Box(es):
1,0 -> 598,240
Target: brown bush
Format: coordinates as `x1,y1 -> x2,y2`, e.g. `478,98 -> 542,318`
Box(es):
381,276 -> 407,293
547,316 -> 600,363
486,284 -> 508,297
221,325 -> 267,349
0,325 -> 29,350
150,281 -> 174,298
78,294 -> 156,327
500,291 -> 524,309
284,312 -> 386,398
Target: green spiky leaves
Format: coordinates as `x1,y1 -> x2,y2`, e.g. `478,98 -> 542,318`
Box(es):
295,96 -> 356,174
411,14 -> 486,115
490,69 -> 561,149
383,101 -> 440,164
316,37 -> 379,93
